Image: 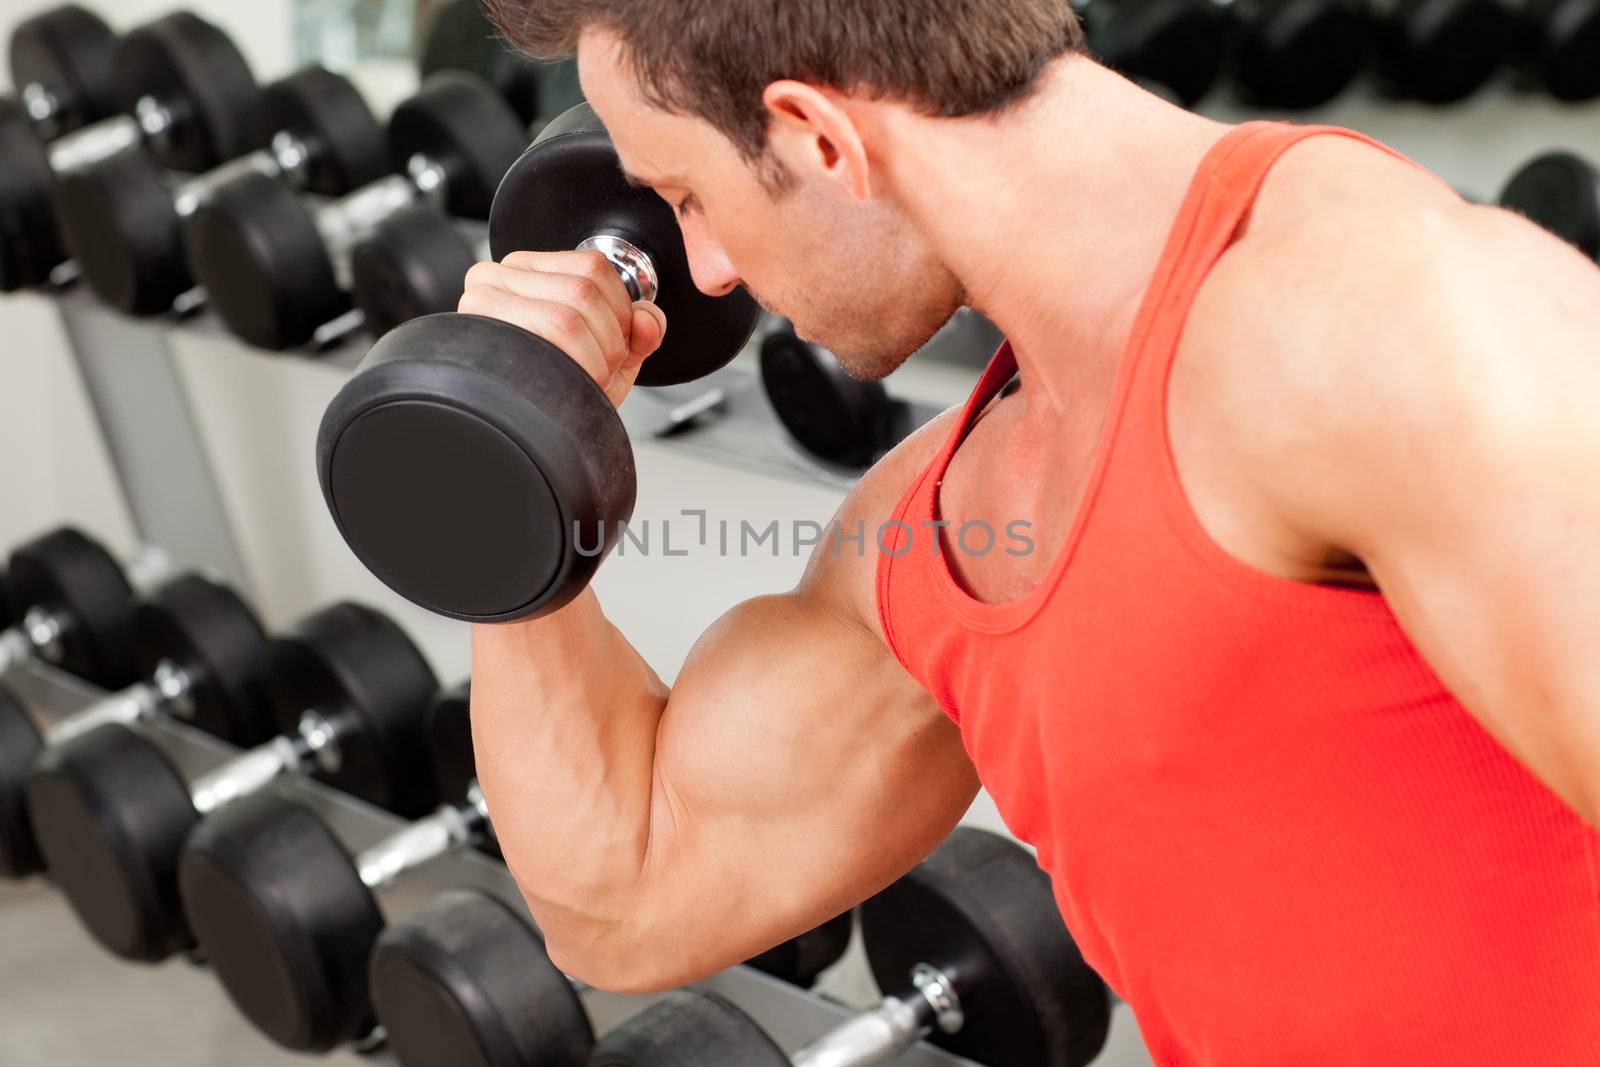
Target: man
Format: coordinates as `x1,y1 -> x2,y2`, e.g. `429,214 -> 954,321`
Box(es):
461,1 -> 1600,1061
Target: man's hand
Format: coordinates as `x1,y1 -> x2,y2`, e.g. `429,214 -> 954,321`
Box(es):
459,249 -> 669,408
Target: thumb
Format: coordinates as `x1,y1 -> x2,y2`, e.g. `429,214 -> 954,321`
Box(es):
628,301 -> 668,362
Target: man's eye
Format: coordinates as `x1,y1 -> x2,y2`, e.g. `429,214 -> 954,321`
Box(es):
675,195 -> 696,216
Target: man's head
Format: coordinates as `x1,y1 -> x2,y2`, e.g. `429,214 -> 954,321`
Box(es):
484,0 -> 1083,377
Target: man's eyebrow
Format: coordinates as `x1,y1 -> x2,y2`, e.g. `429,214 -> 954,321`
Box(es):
621,168 -> 682,189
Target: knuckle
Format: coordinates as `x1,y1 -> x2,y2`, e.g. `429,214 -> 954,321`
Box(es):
501,251 -> 538,270
565,273 -> 602,308
577,251 -> 615,287
457,288 -> 491,315
544,304 -> 587,343
463,261 -> 498,288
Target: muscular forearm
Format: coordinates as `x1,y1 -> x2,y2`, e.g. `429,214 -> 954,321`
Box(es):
470,589 -> 671,969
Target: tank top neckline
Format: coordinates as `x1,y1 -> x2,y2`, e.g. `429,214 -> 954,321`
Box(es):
920,124 -> 1263,632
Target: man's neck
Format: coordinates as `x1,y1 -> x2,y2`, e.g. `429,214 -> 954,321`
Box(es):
875,59 -> 1229,414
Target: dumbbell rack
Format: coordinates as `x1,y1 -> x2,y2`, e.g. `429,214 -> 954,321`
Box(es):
31,289 -> 990,1065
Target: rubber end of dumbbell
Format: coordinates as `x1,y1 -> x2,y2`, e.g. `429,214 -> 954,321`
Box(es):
0,100 -> 65,293
493,103 -> 761,386
319,313 -> 636,623
423,682 -> 499,857
1081,0 -> 1226,108
860,827 -> 1112,1067
591,989 -> 789,1067
371,890 -> 594,1067
25,723 -> 200,960
745,909 -> 855,988
113,12 -> 263,172
8,5 -> 121,135
350,204 -> 477,339
1230,0 -> 1367,111
1498,151 -> 1600,263
388,72 -> 528,220
186,168 -> 345,351
1374,0 -> 1510,104
263,602 -> 438,816
0,687 -> 45,879
133,574 -> 278,746
178,791 -> 383,1053
759,328 -> 900,470
259,66 -> 389,196
54,146 -> 192,315
1534,2 -> 1600,102
7,527 -> 139,688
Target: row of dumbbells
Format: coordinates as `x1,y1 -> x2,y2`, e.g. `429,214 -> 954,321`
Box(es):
0,3 -> 578,350
1081,0 -> 1600,110
0,523 -> 1092,1066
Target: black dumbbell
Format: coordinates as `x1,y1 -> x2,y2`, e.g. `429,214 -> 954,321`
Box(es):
7,5 -> 122,140
349,203 -> 484,338
1367,0 -> 1513,103
0,12 -> 261,293
0,572 -> 274,880
1498,151 -> 1600,261
418,0 -> 585,129
593,829 -> 1111,1067
370,888 -> 595,1067
760,325 -> 915,472
25,601 -> 438,961
184,71 -> 527,351
1075,0 -> 1229,107
317,101 -> 761,622
180,680 -> 853,1054
1222,0 -> 1369,109
1498,0 -> 1600,101
53,66 -> 389,317
0,526 -> 170,688
426,681 -> 855,987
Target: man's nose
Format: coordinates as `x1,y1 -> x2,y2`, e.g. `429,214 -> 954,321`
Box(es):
681,222 -> 743,298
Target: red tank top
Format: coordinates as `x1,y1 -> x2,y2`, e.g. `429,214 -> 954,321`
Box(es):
876,123 -> 1600,1065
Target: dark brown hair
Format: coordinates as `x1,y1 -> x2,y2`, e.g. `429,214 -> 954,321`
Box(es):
483,0 -> 1084,166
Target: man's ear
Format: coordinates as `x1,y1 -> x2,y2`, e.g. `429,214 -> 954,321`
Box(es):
762,80 -> 872,199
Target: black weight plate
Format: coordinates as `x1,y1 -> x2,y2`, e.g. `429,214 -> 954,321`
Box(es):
185,168 -> 344,350
745,909 -> 854,988
0,99 -> 67,292
425,682 -> 476,802
113,12 -> 260,172
7,527 -> 138,688
178,792 -> 382,1053
25,723 -> 199,960
0,687 -> 45,878
591,989 -> 788,1067
389,72 -> 527,219
132,573 -> 276,746
371,889 -> 593,1067
1498,151 -> 1600,262
860,827 -> 1111,1067
1373,0 -> 1510,104
1080,0 -> 1227,107
351,204 -> 478,338
418,0 -> 543,126
424,682 -> 499,858
265,602 -> 438,816
8,5 -> 121,136
760,328 -> 898,470
53,144 -> 192,314
1532,0 -> 1600,101
259,66 -> 388,195
1229,0 -> 1368,110
0,568 -> 13,631
491,103 -> 760,387
318,313 -> 636,622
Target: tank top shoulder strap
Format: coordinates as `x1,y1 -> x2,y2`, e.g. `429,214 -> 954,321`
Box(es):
1128,121 -> 1448,390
